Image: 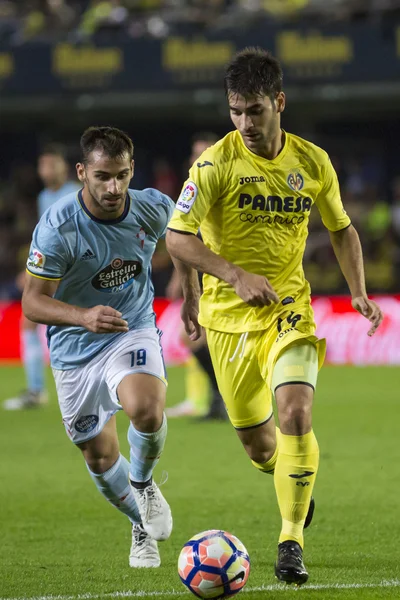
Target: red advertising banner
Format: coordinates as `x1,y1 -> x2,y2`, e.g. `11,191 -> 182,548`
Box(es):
1,296 -> 399,365
313,296 -> 400,365
0,302 -> 23,362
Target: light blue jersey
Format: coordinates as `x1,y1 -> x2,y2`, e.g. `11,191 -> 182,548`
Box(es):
26,188 -> 175,370
37,181 -> 80,218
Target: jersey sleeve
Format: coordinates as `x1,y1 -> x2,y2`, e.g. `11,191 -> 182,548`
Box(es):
26,223 -> 69,280
315,156 -> 351,232
168,154 -> 221,234
139,188 -> 175,238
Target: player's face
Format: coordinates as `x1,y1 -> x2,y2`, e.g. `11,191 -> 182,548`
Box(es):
228,92 -> 285,155
38,154 -> 68,188
77,151 -> 134,219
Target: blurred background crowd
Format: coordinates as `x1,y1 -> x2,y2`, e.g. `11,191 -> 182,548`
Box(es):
1,0 -> 400,44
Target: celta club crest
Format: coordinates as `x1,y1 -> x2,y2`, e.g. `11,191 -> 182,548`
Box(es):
287,172 -> 304,191
136,227 -> 146,249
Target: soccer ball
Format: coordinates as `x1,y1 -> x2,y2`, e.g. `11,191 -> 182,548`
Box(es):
178,529 -> 250,599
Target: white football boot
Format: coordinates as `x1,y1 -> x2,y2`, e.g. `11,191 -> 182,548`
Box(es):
129,524 -> 160,568
130,478 -> 173,541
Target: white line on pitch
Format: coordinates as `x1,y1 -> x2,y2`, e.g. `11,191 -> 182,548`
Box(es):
2,580 -> 400,600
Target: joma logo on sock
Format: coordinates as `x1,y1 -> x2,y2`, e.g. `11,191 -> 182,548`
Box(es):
296,481 -> 310,487
289,471 -> 314,479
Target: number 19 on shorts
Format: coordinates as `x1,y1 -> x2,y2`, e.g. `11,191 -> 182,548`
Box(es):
130,349 -> 147,367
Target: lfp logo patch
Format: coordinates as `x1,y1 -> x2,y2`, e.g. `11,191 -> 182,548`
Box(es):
287,172 -> 304,192
176,182 -> 198,214
27,249 -> 46,271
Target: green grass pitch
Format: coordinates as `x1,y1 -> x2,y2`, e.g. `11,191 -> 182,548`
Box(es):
0,364 -> 399,600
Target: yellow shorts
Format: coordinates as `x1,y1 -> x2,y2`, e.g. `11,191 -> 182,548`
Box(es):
206,300 -> 326,429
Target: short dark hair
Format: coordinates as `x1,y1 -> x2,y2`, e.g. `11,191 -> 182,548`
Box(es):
39,143 -> 68,161
224,47 -> 283,99
80,126 -> 134,165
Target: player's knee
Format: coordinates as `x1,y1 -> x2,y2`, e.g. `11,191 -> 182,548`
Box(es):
279,403 -> 311,435
275,383 -> 313,435
131,413 -> 162,433
78,429 -> 120,474
127,396 -> 164,433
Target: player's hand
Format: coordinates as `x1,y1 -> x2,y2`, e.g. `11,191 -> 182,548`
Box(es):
233,269 -> 280,307
352,296 -> 383,336
79,305 -> 129,334
181,297 -> 202,341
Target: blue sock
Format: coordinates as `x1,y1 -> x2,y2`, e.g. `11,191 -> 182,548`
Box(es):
87,454 -> 141,524
128,413 -> 167,483
22,329 -> 45,392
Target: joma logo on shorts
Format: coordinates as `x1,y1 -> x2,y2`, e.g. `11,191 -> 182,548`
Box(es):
238,193 -> 312,213
275,327 -> 295,341
239,175 -> 266,185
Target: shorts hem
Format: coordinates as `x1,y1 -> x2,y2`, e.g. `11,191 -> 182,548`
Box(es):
274,381 -> 315,393
233,412 -> 274,431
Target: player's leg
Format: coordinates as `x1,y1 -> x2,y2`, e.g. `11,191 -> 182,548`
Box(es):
78,415 -> 142,525
206,328 -> 318,581
236,416 -> 278,474
53,357 -> 159,568
4,315 -> 47,410
206,328 -> 278,465
272,341 -> 320,585
22,317 -> 46,397
166,324 -> 225,420
77,415 -> 160,568
191,333 -> 227,421
106,328 -> 172,542
166,355 -> 209,417
235,399 -> 315,525
118,373 -> 172,541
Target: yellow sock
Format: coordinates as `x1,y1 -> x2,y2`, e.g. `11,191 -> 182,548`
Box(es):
185,356 -> 210,415
251,427 -> 280,474
274,430 -> 319,548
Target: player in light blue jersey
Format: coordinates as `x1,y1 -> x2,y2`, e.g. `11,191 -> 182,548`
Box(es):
4,145 -> 80,410
21,126 -> 177,568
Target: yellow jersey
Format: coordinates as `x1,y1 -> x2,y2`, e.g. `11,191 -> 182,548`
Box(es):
168,130 -> 351,333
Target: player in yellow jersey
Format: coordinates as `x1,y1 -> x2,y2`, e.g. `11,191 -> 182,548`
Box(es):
166,47 -> 383,585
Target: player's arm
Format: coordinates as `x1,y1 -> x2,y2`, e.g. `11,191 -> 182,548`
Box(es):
167,230 -> 237,286
168,254 -> 202,340
315,157 -> 383,336
329,226 -> 382,336
166,162 -> 279,307
23,275 -> 128,334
